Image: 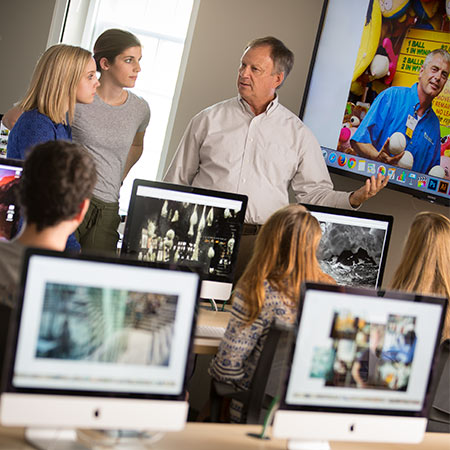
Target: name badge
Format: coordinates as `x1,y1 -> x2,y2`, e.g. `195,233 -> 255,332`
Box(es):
405,114 -> 418,138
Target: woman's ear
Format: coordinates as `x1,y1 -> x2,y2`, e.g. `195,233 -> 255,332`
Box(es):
99,57 -> 110,71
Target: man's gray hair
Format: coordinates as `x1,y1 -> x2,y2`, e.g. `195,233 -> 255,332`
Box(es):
423,48 -> 450,71
246,36 -> 294,88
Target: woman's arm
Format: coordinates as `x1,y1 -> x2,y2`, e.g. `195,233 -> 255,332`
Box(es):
209,295 -> 265,387
122,131 -> 145,181
2,106 -> 23,130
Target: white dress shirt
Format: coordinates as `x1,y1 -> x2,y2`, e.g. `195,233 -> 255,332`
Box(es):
164,96 -> 352,224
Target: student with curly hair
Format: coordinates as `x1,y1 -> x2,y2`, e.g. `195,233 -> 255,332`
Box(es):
209,204 -> 335,421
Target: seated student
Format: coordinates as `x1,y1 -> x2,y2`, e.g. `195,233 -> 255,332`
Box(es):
390,212 -> 450,432
209,204 -> 335,422
0,140 -> 97,309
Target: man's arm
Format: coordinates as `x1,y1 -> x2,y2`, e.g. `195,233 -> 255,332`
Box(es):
122,131 -> 145,181
163,118 -> 201,185
349,174 -> 388,208
351,138 -> 404,166
291,127 -> 387,209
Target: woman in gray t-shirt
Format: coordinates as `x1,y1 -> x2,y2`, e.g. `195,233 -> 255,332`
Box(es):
74,29 -> 151,253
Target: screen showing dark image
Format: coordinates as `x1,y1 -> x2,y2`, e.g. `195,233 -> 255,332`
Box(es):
305,204 -> 392,288
122,181 -> 247,283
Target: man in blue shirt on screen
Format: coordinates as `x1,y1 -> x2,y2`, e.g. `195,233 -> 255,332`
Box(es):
351,48 -> 449,174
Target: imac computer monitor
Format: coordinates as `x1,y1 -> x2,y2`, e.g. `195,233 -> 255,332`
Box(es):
273,283 -> 446,449
1,249 -> 200,447
121,180 -> 247,301
0,158 -> 23,241
304,204 -> 393,288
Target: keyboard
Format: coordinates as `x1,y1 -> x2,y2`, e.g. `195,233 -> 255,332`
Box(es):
196,325 -> 226,338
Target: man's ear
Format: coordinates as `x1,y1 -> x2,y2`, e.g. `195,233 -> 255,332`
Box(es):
75,198 -> 90,224
274,71 -> 284,89
99,57 -> 110,71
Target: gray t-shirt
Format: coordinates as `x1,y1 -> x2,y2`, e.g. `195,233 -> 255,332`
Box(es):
0,240 -> 25,308
73,92 -> 150,202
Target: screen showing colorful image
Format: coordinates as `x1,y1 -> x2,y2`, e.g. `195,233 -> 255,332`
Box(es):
12,254 -> 199,396
306,206 -> 392,288
285,288 -> 443,411
0,161 -> 22,240
122,182 -> 246,283
301,0 -> 450,205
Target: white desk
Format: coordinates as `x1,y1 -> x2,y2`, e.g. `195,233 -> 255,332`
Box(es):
0,424 -> 448,449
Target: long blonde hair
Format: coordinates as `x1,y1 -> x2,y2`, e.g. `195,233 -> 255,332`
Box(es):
19,44 -> 92,125
237,204 -> 334,323
390,212 -> 450,340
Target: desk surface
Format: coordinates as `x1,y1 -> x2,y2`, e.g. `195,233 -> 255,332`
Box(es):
1,424 -> 449,449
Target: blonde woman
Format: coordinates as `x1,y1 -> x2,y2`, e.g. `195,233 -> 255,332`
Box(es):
390,211 -> 450,341
389,211 -> 450,432
7,44 -> 99,251
209,204 -> 335,421
7,44 -> 99,160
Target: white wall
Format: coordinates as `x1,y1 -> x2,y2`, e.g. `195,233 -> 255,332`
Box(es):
0,0 -> 57,113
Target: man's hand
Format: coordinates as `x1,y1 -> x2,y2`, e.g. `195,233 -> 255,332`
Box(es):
349,173 -> 388,208
375,138 -> 404,165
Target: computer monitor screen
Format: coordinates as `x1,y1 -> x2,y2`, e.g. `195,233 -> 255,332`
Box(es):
273,283 -> 446,446
1,249 -> 200,433
300,0 -> 450,206
304,204 -> 393,288
121,180 -> 247,301
0,158 -> 22,241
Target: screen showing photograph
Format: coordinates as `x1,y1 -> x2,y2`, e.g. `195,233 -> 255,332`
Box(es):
310,211 -> 391,288
0,162 -> 22,240
36,282 -> 178,367
285,288 -> 443,411
301,0 -> 450,204
122,183 -> 246,282
12,254 -> 199,396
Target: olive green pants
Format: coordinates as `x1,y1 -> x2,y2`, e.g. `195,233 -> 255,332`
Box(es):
76,196 -> 120,254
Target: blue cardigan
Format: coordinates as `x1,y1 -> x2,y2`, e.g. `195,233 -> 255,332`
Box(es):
7,110 -> 80,252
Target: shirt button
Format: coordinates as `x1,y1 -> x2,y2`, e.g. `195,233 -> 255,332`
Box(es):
249,138 -> 253,142
242,178 -> 246,183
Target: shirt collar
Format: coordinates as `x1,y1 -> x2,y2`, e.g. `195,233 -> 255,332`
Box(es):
237,93 -> 279,116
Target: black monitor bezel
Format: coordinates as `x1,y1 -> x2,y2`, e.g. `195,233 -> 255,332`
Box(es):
278,282 -> 447,418
3,247 -> 201,402
299,0 -> 450,207
302,203 -> 393,288
121,179 -> 248,283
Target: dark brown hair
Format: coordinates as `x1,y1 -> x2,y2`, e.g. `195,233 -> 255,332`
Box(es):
20,141 -> 97,231
93,29 -> 141,72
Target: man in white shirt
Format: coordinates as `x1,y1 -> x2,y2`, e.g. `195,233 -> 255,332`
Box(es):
164,37 -> 387,276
